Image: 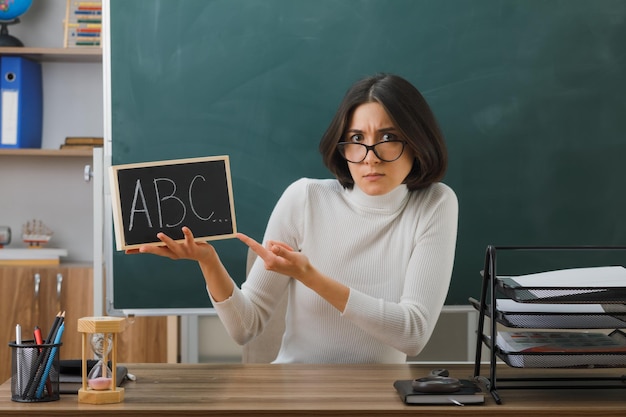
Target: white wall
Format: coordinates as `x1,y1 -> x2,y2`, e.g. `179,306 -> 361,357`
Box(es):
11,0 -> 68,48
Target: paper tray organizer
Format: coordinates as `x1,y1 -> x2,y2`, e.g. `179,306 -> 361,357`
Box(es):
496,278 -> 626,304
468,298 -> 626,329
471,245 -> 626,404
491,330 -> 626,368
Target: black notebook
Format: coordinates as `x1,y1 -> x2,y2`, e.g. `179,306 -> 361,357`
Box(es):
59,359 -> 128,394
393,379 -> 484,405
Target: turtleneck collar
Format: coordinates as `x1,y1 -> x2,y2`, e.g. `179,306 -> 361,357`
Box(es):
344,183 -> 410,214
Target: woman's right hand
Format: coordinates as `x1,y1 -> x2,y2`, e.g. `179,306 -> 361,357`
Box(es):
128,226 -> 217,264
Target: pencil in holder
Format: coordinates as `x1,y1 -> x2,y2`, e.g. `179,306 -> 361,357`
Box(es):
9,339 -> 62,402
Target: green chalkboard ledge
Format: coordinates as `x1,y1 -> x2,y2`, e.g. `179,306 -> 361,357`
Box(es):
0,47 -> 101,63
0,149 -> 93,157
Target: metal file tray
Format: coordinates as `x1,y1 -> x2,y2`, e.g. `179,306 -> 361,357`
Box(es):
469,298 -> 626,329
496,350 -> 626,369
472,246 -> 626,404
494,330 -> 626,368
496,277 -> 626,304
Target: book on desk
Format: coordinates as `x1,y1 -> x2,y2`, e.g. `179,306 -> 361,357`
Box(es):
393,379 -> 484,405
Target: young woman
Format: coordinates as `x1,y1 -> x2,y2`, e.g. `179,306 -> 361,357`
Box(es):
135,73 -> 458,363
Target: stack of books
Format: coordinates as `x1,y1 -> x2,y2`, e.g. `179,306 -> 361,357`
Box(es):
59,136 -> 104,150
63,0 -> 102,48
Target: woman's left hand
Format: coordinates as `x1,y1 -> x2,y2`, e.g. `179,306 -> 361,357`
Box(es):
237,233 -> 311,282
238,232 -> 349,312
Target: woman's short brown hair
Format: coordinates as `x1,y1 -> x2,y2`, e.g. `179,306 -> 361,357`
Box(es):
319,73 -> 448,191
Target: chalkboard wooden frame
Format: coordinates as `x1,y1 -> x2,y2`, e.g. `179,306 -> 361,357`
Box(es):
109,156 -> 237,251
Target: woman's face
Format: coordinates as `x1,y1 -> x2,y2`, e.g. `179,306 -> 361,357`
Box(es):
344,102 -> 415,196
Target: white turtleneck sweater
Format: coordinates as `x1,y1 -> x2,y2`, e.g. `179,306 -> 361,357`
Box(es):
210,178 -> 458,363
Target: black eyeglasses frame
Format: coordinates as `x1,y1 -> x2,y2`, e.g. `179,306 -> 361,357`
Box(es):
336,139 -> 407,163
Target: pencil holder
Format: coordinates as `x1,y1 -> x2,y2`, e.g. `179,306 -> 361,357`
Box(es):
9,339 -> 62,402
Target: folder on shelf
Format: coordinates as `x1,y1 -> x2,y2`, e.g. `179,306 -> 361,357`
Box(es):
0,56 -> 43,149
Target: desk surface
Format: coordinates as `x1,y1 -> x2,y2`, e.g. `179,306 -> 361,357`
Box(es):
1,363 -> 626,416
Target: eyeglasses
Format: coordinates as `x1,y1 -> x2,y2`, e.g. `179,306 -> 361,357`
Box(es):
337,140 -> 406,163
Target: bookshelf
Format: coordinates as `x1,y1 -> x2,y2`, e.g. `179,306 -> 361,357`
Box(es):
0,44 -> 102,261
0,148 -> 93,157
0,47 -> 101,63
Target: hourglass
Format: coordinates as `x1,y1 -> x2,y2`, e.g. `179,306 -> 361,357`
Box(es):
77,317 -> 127,404
88,332 -> 113,389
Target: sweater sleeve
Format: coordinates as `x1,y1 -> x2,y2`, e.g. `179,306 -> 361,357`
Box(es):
341,184 -> 459,356
208,179 -> 307,345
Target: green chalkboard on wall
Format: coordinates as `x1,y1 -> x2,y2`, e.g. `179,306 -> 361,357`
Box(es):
107,0 -> 626,313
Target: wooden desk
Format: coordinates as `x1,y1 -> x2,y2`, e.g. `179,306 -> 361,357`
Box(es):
1,363 -> 626,416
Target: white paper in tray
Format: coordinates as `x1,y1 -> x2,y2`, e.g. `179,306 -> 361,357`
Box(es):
505,266 -> 626,288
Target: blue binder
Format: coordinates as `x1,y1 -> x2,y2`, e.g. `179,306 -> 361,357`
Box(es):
0,56 -> 43,148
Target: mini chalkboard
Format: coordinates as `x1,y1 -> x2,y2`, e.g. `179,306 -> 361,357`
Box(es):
109,155 -> 236,250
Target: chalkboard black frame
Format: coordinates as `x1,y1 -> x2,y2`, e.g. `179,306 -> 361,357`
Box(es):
110,155 -> 237,251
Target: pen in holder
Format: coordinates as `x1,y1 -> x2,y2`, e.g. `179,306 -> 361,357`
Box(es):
8,339 -> 62,402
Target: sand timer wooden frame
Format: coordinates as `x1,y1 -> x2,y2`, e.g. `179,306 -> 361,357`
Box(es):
77,317 -> 127,404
